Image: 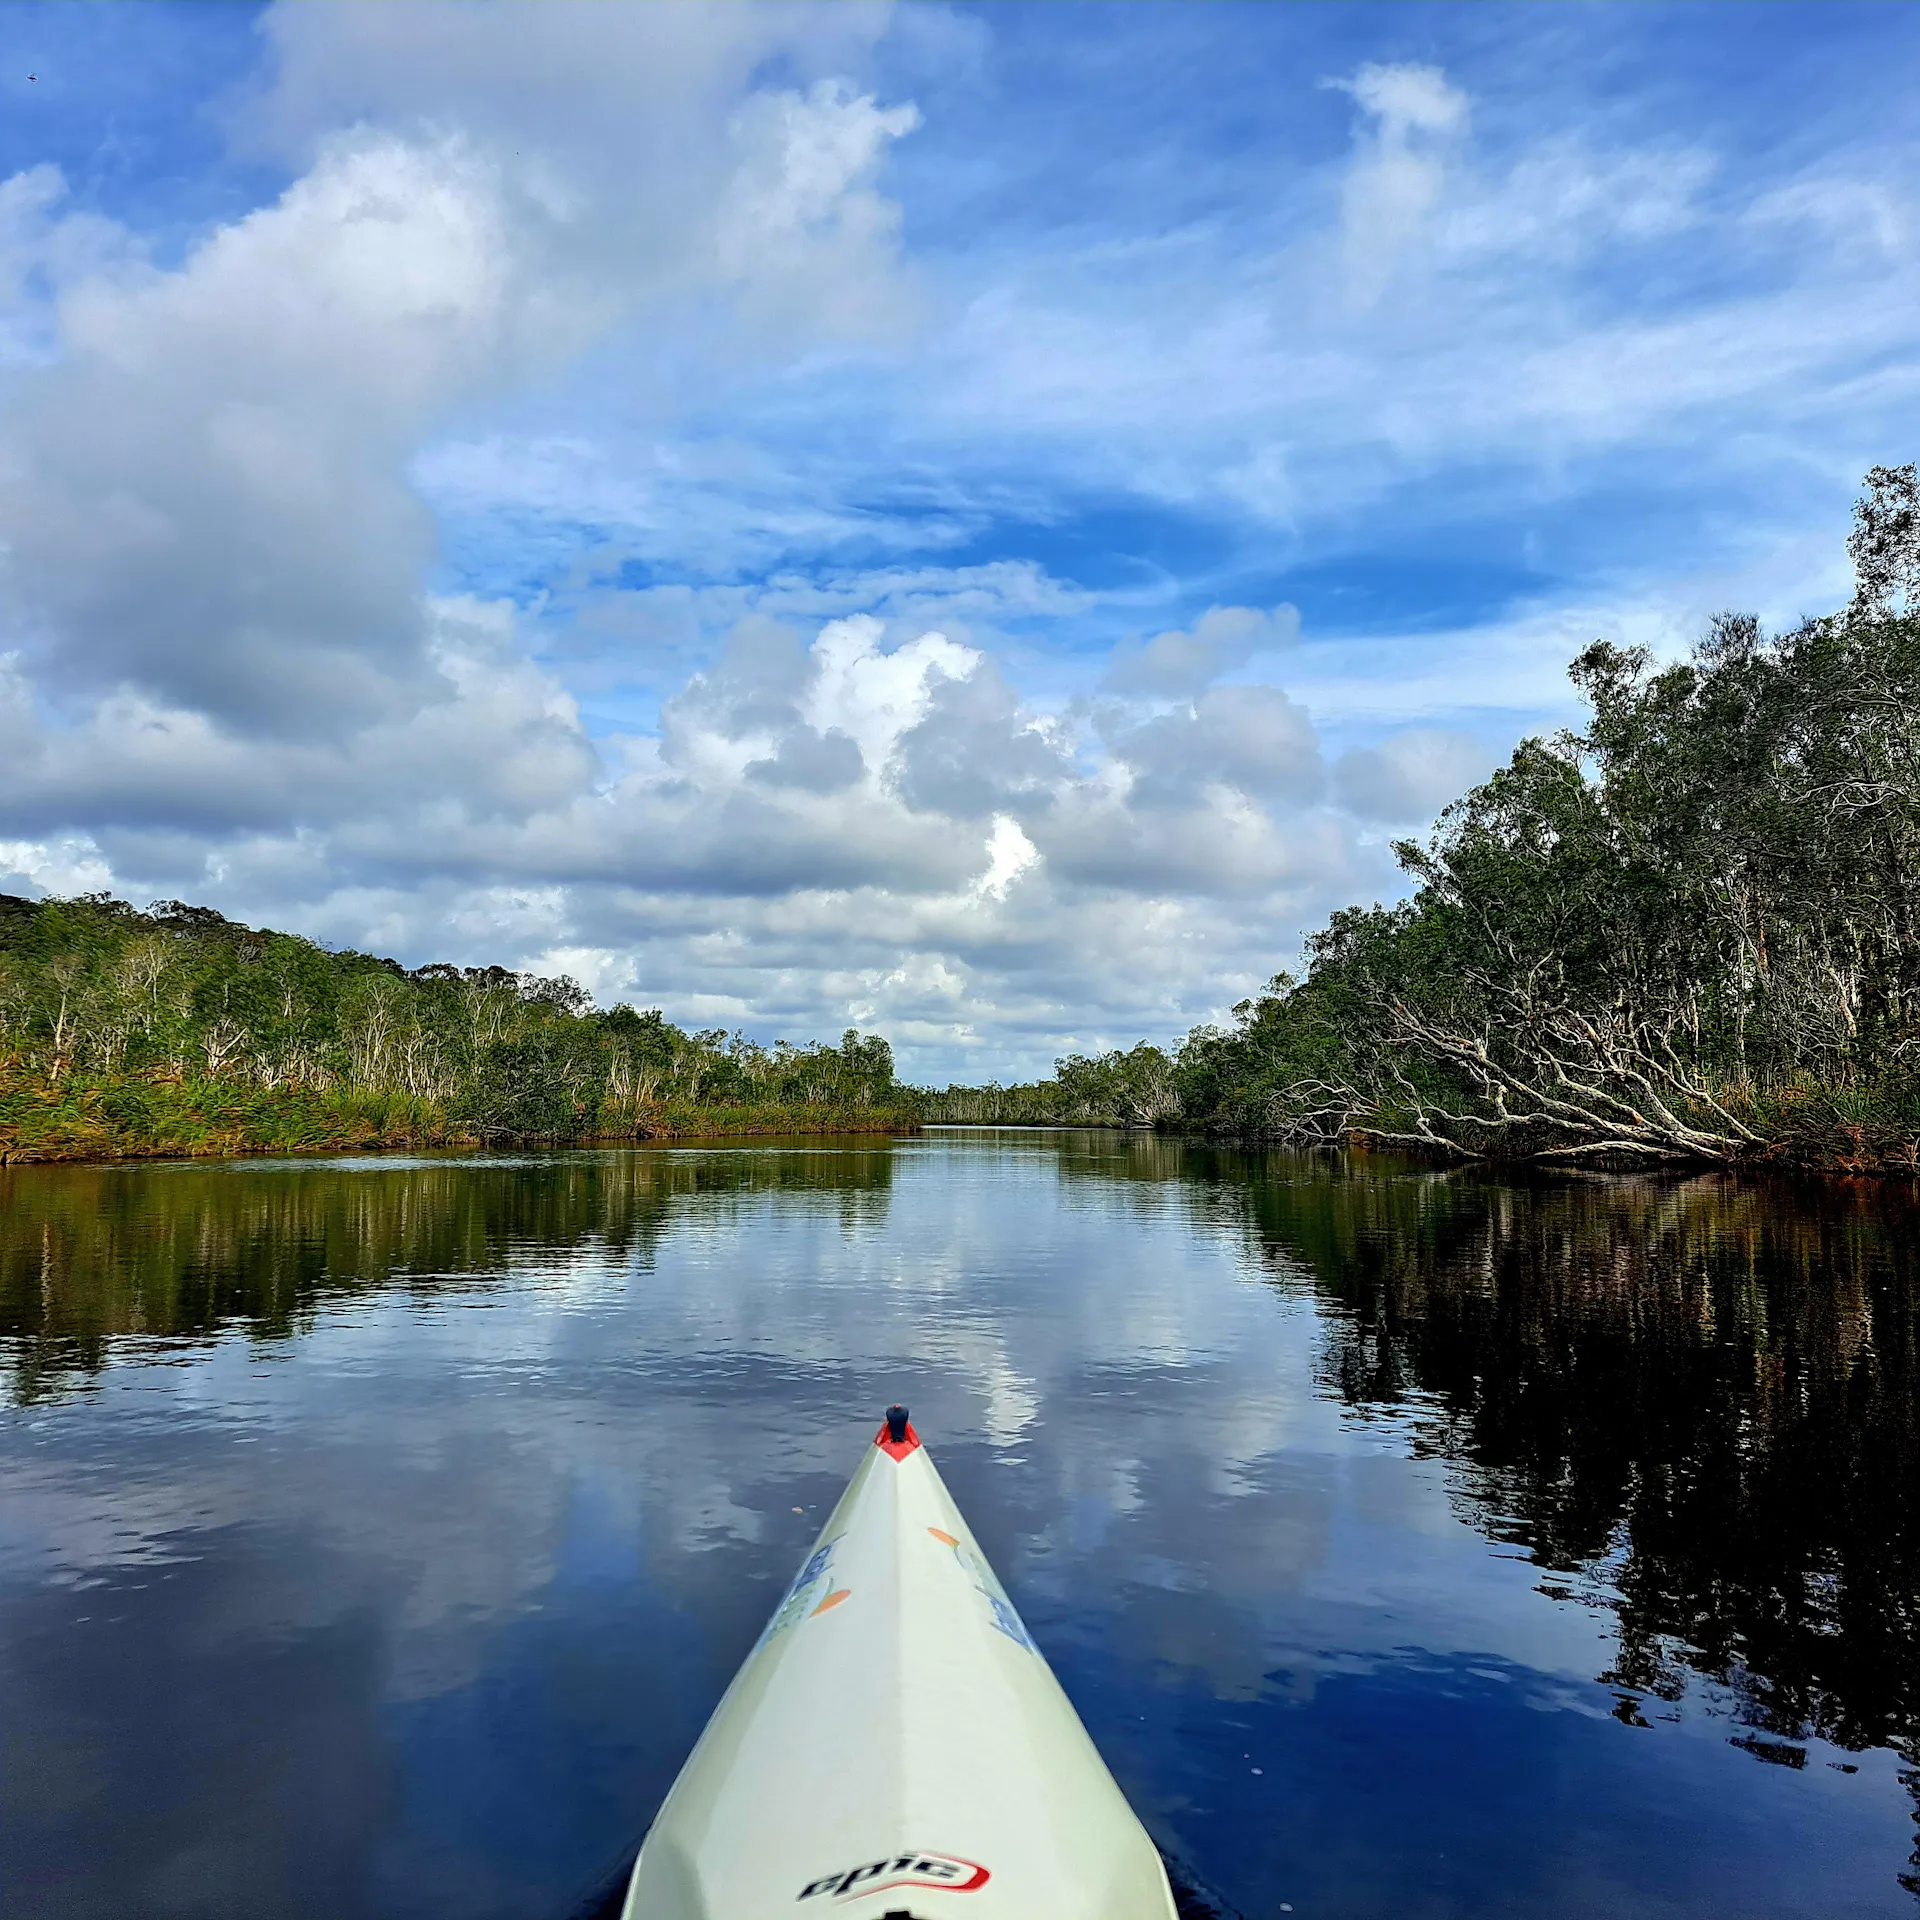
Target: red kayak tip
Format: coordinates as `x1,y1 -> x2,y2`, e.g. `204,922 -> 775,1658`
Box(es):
876,1403 -> 921,1459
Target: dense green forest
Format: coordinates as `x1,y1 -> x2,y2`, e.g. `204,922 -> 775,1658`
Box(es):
0,894 -> 906,1162
931,464 -> 1920,1170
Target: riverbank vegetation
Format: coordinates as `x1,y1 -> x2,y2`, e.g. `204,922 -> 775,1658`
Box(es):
919,1044 -> 1182,1127
948,465 -> 1920,1170
0,894 -> 908,1162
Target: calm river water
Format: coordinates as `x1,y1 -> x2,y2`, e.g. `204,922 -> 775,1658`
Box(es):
1,1131 -> 1916,1919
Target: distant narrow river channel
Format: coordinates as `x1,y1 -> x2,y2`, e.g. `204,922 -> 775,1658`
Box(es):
2,1132 -> 1915,1918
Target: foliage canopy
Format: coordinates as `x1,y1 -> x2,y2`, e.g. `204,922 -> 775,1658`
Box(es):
0,896 -> 900,1160
938,465 -> 1920,1168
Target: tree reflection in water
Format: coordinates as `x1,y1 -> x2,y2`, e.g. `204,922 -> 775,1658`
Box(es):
0,1144 -> 897,1405
1220,1156 -> 1920,1898
5,1136 -> 1917,1903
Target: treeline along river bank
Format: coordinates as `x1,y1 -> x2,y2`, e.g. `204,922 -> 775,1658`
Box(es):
0,893 -> 909,1163
927,464 -> 1920,1174
10,464 -> 1920,1175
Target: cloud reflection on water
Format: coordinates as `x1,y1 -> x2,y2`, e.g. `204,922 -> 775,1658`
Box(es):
0,1136 -> 1915,1918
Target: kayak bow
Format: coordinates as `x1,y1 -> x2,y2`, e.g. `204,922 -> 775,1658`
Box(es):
622,1406 -> 1176,1920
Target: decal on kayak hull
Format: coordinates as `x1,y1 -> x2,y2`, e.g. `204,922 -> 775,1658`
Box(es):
799,1851 -> 991,1900
927,1525 -> 1037,1654
755,1535 -> 845,1649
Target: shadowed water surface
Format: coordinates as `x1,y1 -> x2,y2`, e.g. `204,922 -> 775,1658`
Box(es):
1,1131 -> 1915,1918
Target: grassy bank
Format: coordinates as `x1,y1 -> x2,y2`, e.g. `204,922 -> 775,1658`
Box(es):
0,1069 -> 919,1165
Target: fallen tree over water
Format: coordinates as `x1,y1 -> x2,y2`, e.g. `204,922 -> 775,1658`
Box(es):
1185,465 -> 1920,1169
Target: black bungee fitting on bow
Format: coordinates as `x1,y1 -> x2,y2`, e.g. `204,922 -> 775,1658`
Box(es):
885,1404 -> 910,1444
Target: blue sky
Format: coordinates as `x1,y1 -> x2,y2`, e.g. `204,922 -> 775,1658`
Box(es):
0,1 -> 1915,1077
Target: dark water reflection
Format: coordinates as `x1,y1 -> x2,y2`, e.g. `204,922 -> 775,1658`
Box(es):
1,1134 -> 1914,1918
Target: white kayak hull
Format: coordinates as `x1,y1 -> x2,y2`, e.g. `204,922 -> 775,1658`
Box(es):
622,1412 -> 1176,1920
